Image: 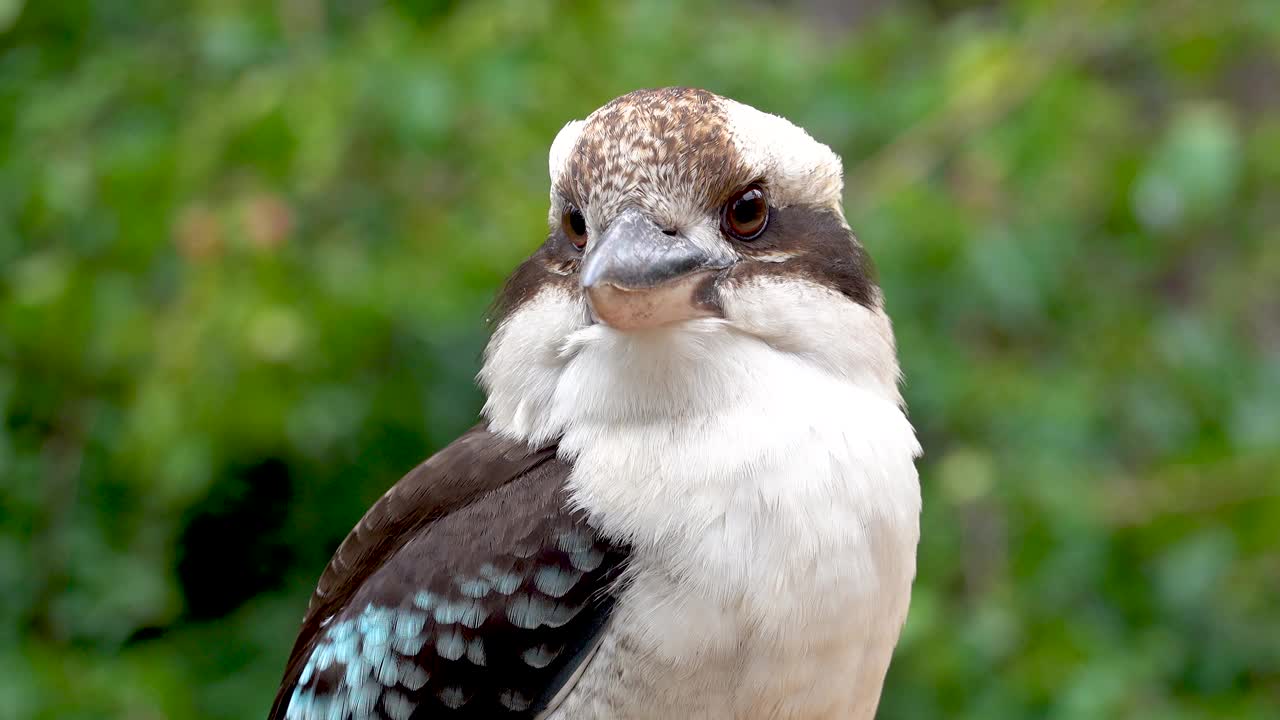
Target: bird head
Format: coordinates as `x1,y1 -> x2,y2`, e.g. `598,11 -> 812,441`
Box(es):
480,88 -> 902,442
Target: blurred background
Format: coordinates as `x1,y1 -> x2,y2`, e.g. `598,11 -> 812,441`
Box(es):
2,0 -> 1278,718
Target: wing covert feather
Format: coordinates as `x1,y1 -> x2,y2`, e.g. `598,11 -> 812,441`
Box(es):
270,426 -> 628,720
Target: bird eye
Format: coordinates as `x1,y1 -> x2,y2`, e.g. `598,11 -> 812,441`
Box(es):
721,184 -> 769,241
562,204 -> 588,249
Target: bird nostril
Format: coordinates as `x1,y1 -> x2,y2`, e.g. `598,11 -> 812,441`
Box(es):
661,228 -> 677,237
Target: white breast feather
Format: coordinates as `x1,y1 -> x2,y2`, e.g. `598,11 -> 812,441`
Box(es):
484,285 -> 922,719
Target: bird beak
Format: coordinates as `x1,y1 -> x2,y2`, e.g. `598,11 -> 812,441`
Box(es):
580,209 -> 735,331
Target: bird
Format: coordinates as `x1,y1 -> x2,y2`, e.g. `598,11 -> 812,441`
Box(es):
270,87 -> 922,720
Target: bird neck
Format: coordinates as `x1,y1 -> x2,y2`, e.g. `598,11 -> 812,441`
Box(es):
548,324 -> 921,550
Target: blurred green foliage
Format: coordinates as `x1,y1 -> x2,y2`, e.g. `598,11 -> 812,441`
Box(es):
2,0 -> 1278,717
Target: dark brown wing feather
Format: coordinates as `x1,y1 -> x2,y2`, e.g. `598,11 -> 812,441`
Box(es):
268,424 -> 627,720
310,426 -> 555,624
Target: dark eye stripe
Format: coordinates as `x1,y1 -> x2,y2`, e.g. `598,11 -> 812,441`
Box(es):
726,205 -> 877,308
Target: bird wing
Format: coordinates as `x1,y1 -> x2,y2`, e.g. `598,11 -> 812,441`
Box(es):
270,424 -> 628,720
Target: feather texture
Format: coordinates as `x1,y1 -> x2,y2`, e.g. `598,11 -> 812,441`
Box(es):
270,426 -> 628,720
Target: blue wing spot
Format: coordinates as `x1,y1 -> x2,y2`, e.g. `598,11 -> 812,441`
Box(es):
439,686 -> 468,709
361,638 -> 390,668
393,631 -> 427,656
383,690 -> 415,720
312,643 -> 336,673
500,689 -> 532,711
330,621 -> 354,644
521,644 -> 561,669
436,627 -> 466,660
433,598 -> 472,624
332,628 -> 359,666
459,601 -> 490,629
506,593 -> 560,630
343,658 -> 369,688
358,606 -> 394,637
394,610 -> 426,639
357,606 -> 394,666
285,688 -> 313,720
493,573 -> 522,594
401,664 -> 429,691
296,688 -> 335,718
570,546 -> 605,572
290,603 -> 433,720
479,563 -> 523,594
458,578 -> 491,598
534,566 -> 583,598
466,637 -> 487,666
413,590 -> 438,610
374,655 -> 400,686
351,680 -> 379,717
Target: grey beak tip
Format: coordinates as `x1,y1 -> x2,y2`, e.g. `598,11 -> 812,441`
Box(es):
579,251 -> 608,290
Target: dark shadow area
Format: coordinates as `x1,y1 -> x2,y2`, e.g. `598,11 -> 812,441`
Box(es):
177,457 -> 296,621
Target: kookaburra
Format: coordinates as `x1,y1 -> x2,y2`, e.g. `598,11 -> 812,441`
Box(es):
271,87 -> 921,720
